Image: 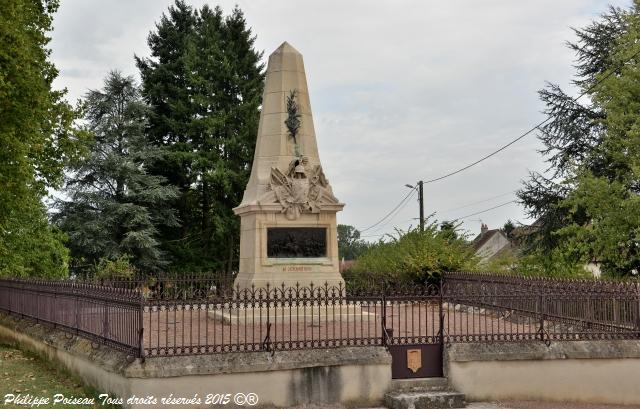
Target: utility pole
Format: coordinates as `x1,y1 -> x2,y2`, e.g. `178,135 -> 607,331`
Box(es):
406,181 -> 425,232
418,180 -> 424,232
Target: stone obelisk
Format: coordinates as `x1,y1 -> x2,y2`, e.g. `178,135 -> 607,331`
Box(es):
233,42 -> 345,289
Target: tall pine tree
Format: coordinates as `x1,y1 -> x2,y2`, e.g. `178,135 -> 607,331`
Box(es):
136,2 -> 264,273
55,72 -> 179,272
518,3 -> 640,277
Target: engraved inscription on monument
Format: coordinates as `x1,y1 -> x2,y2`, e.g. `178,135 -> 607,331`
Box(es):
267,227 -> 327,258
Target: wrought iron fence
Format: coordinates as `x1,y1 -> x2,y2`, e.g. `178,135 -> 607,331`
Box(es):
0,272 -> 638,359
0,278 -> 143,357
443,272 -> 640,344
141,282 -> 445,357
87,272 -> 235,300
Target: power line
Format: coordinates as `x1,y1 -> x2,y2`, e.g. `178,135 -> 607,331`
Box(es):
360,190 -> 513,236
365,206 -> 412,234
421,47 -> 640,185
360,189 -> 517,236
356,47 -> 640,235
360,232 -> 388,239
436,190 -> 518,214
359,187 -> 417,233
366,188 -> 423,235
455,200 -> 517,220
360,199 -> 516,238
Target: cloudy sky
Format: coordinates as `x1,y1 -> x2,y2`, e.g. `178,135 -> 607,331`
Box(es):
49,0 -> 631,240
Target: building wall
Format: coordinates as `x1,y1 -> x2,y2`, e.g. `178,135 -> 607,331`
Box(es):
476,232 -> 510,262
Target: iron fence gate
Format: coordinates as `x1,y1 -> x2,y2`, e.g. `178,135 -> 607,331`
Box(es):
382,282 -> 444,378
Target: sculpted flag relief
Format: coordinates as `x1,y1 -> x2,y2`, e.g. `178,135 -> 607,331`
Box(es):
264,88 -> 339,220
268,156 -> 339,220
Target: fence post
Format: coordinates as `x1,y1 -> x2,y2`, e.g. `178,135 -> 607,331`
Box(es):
381,281 -> 387,347
439,275 -> 445,346
21,281 -> 25,318
52,288 -> 57,329
103,301 -> 109,340
139,294 -> 145,361
75,285 -> 79,336
538,292 -> 546,343
636,283 -> 640,338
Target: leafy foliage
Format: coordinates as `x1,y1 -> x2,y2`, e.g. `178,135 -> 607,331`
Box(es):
337,224 -> 369,261
0,0 -> 84,277
93,255 -> 136,280
136,1 -> 264,273
502,220 -> 515,239
55,72 -> 179,272
285,89 -> 301,144
0,196 -> 69,278
518,3 -> 640,277
347,222 -> 477,286
481,247 -> 589,278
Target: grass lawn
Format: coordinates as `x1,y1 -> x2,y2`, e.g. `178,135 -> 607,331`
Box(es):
0,343 -> 120,408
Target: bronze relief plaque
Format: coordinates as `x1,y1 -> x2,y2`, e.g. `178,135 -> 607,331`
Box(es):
267,227 -> 327,258
407,349 -> 422,373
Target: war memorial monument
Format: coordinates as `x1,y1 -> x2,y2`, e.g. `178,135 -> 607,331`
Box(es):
233,42 -> 345,290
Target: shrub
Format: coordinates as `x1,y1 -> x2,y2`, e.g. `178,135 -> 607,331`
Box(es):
346,222 -> 478,287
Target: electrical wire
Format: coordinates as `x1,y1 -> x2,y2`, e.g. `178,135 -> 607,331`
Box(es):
365,200 -> 418,235
356,48 -> 640,236
454,200 -> 517,220
436,190 -> 518,214
421,47 -> 640,185
358,186 -> 417,233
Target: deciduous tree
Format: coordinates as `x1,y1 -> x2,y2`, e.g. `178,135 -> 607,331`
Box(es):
337,224 -> 369,260
0,0 -> 83,277
518,3 -> 640,277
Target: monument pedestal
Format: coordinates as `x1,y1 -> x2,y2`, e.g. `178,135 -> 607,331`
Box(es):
234,208 -> 344,290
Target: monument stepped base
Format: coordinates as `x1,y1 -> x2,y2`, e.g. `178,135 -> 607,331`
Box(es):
208,303 -> 376,324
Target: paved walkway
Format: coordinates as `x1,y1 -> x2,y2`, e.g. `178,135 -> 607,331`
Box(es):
468,402 -> 640,409
301,402 -> 640,409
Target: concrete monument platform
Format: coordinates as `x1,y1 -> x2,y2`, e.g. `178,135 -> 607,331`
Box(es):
210,302 -> 376,325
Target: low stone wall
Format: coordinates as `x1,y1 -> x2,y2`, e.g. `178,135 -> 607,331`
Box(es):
5,311 -> 640,407
0,313 -> 391,409
445,340 -> 640,406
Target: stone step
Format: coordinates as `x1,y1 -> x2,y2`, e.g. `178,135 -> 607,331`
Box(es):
389,377 -> 450,392
384,390 -> 466,409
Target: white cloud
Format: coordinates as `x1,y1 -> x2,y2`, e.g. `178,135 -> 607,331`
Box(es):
49,0 -> 632,239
